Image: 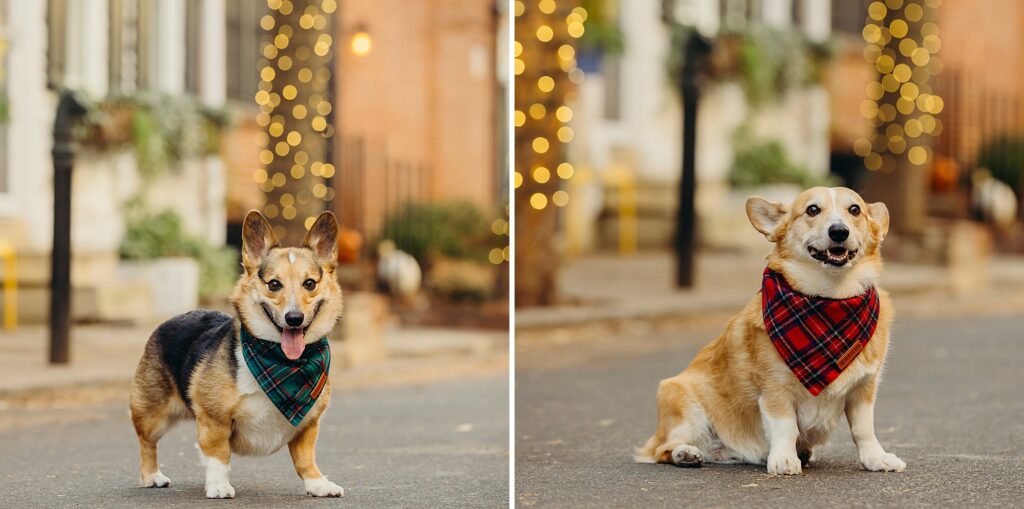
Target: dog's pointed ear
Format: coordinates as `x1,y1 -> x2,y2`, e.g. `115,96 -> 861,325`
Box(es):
302,211 -> 339,268
241,210 -> 278,271
867,201 -> 890,242
746,196 -> 788,242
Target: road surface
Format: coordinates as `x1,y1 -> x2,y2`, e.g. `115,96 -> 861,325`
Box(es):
516,314 -> 1024,508
1,375 -> 508,508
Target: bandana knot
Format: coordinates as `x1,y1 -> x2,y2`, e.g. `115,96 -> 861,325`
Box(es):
761,268 -> 879,396
240,327 -> 331,426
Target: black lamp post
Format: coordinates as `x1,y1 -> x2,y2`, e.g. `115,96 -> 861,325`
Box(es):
50,90 -> 87,364
675,32 -> 711,288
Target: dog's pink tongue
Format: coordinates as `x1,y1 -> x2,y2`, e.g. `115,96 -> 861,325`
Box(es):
280,328 -> 305,360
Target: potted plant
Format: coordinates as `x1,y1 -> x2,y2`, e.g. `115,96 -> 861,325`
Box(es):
118,206 -> 237,320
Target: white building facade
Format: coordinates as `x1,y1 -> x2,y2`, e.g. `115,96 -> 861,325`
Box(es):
569,0 -> 833,251
0,0 -> 237,322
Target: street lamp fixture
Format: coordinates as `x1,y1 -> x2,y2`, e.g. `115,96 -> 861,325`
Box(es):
350,26 -> 371,57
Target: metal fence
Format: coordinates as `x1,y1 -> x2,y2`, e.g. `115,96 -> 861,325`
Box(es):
335,135 -> 430,256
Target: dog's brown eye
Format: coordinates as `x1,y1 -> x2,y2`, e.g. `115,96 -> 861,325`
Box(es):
849,204 -> 861,216
805,205 -> 821,217
267,279 -> 282,292
303,279 -> 317,291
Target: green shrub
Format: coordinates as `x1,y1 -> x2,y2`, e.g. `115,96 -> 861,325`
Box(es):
426,259 -> 496,303
120,206 -> 238,299
729,139 -> 832,189
0,89 -> 8,124
579,0 -> 625,55
977,135 -> 1024,194
379,201 -> 501,265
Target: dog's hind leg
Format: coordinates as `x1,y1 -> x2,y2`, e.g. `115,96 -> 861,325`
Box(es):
129,344 -> 182,488
636,376 -> 708,467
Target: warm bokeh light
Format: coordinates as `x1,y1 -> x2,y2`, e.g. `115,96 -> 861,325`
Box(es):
351,31 -> 372,56
860,0 -> 942,171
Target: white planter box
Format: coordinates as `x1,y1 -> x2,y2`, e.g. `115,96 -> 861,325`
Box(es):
702,184 -> 802,251
119,257 -> 200,321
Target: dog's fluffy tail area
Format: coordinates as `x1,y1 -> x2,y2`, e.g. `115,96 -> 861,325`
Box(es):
632,436 -> 659,463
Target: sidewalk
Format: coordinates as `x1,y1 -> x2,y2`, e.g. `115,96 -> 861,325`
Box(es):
0,322 -> 506,401
516,250 -> 1024,330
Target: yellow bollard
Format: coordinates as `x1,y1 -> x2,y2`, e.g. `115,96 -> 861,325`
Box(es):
0,240 -> 16,330
617,172 -> 637,256
603,165 -> 638,257
564,166 -> 590,259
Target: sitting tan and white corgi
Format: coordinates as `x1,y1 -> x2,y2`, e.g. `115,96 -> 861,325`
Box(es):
130,210 -> 346,498
635,187 -> 905,475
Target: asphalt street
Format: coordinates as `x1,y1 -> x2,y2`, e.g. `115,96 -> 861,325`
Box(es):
0,375 -> 508,508
516,313 -> 1024,508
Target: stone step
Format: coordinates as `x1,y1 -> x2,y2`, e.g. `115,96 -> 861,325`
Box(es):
0,251 -> 121,287
3,279 -> 153,325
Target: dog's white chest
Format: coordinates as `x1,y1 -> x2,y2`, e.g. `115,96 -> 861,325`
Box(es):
795,355 -> 880,433
232,347 -> 301,456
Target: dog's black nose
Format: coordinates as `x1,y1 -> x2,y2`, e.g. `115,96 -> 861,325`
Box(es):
828,224 -> 850,242
285,311 -> 304,327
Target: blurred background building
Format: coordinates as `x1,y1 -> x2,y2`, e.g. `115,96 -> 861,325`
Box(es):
515,0 -> 1024,306
0,0 -> 508,338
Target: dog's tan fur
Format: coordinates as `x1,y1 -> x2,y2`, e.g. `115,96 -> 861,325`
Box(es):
130,210 -> 345,497
635,187 -> 906,474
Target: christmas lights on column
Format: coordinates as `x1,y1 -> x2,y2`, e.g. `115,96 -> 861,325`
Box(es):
255,0 -> 337,245
514,0 -> 584,306
859,0 -> 943,234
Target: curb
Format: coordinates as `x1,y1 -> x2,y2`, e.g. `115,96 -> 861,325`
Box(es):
516,281 -> 1024,333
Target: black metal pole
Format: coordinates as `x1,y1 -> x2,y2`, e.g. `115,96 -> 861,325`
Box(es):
675,33 -> 710,288
50,91 -> 87,365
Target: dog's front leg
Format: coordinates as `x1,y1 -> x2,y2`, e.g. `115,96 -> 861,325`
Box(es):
289,418 -> 344,497
196,411 -> 235,499
759,394 -> 802,475
846,380 -> 905,472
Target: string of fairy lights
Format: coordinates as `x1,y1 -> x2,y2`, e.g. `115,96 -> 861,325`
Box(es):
254,0 -> 337,241
488,210 -> 510,265
513,0 -> 585,211
856,0 -> 943,173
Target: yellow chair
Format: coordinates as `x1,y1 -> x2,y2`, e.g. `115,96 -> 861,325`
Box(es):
0,239 -> 16,330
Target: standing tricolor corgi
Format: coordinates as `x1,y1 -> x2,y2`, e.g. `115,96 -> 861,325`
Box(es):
635,187 -> 906,475
130,210 -> 346,498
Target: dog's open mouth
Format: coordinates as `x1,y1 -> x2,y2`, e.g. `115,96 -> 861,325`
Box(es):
808,246 -> 857,267
279,328 -> 306,360
261,304 -> 309,360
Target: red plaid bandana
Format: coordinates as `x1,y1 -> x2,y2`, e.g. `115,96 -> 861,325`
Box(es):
761,268 -> 879,396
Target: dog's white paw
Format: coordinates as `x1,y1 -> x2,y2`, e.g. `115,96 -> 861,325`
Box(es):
861,452 -> 906,472
204,458 -> 234,498
670,445 -> 705,467
767,453 -> 803,475
141,471 -> 170,488
304,477 -> 345,497
205,482 -> 236,499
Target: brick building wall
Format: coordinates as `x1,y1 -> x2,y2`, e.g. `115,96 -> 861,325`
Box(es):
934,0 -> 1024,163
334,0 -> 499,233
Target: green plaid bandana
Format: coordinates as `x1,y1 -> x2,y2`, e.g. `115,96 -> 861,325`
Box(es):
240,327 -> 331,426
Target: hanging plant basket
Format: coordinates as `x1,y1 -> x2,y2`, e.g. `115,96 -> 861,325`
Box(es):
706,34 -> 744,80
667,25 -> 835,106
79,101 -> 135,151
